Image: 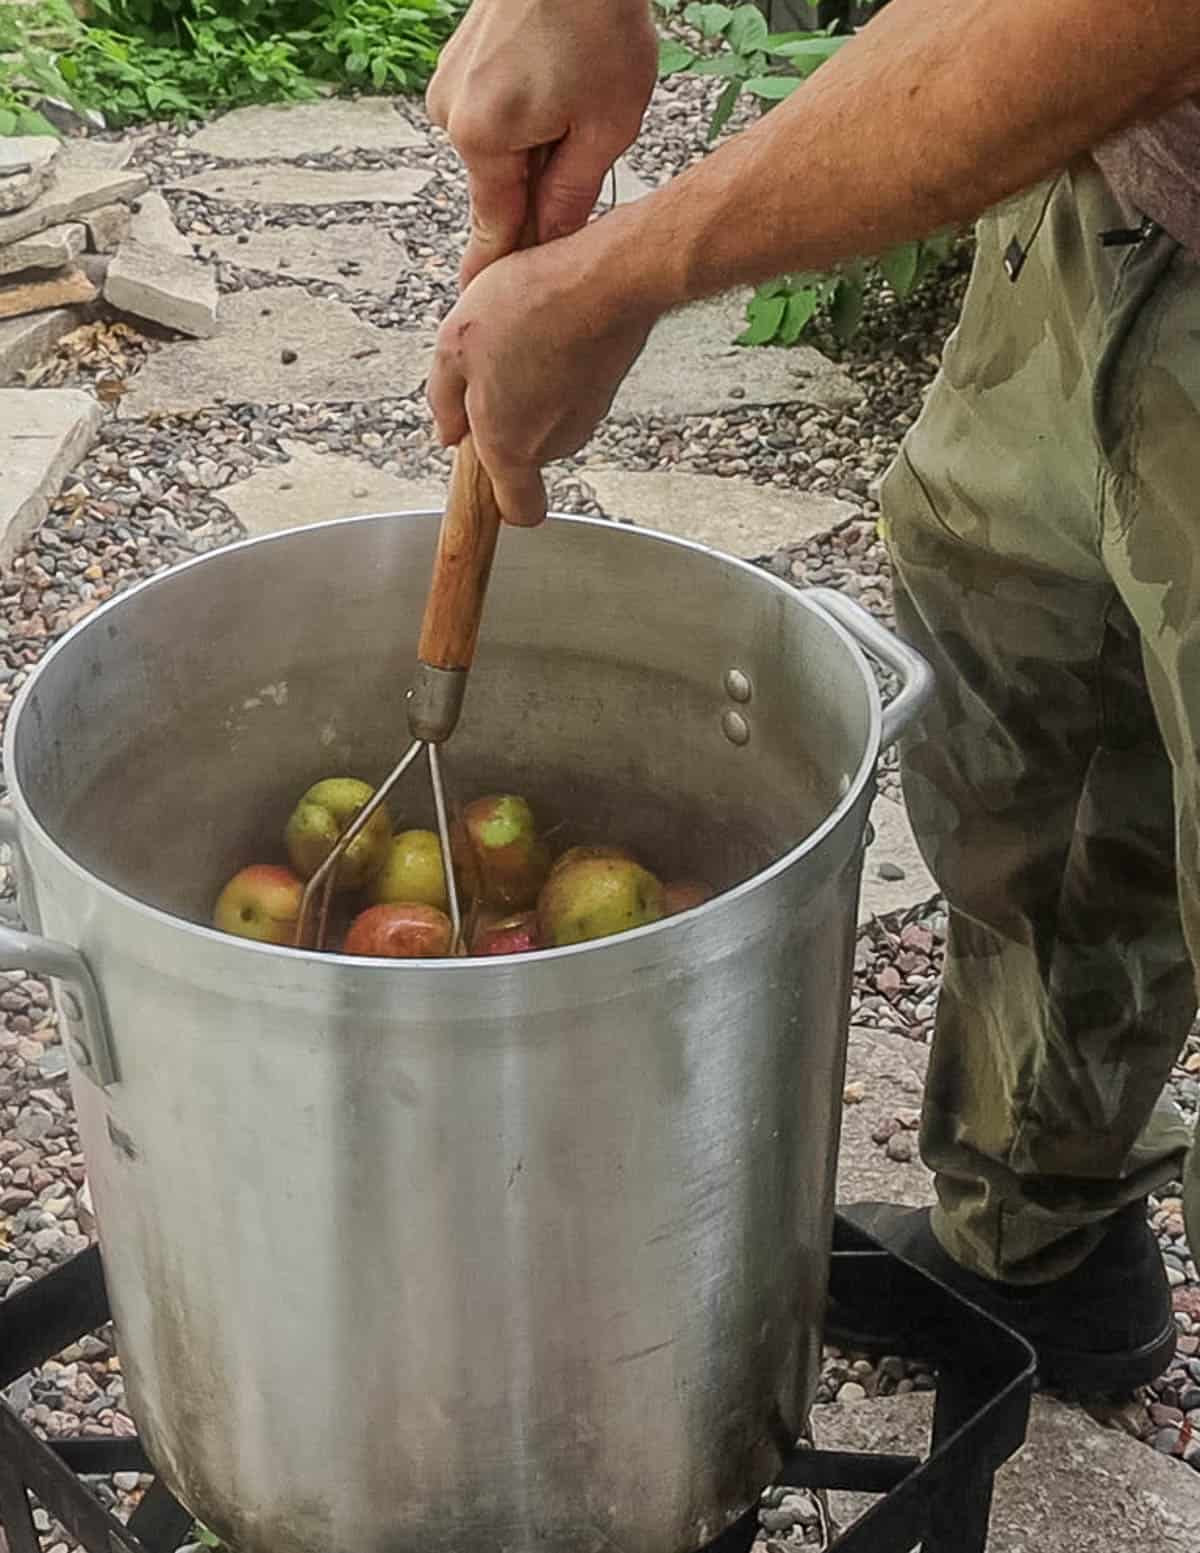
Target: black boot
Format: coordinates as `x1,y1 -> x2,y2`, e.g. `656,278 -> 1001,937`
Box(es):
834,1201 -> 1177,1395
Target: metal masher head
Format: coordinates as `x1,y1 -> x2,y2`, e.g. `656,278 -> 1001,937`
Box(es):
294,737 -> 462,953
293,436 -> 503,955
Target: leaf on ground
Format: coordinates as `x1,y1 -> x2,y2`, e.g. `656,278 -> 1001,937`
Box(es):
684,3 -> 735,38
879,241 -> 920,298
778,287 -> 819,344
737,292 -> 787,346
657,39 -> 695,75
707,77 -> 741,140
744,75 -> 802,100
727,5 -> 769,55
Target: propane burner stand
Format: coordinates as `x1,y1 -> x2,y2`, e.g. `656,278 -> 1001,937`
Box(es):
0,1217 -> 1034,1553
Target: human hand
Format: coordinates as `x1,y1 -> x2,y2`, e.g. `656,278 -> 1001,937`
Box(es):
427,223 -> 658,525
427,0 -> 658,285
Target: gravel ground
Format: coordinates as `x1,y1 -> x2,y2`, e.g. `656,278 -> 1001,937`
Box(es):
1,72 -> 1196,1549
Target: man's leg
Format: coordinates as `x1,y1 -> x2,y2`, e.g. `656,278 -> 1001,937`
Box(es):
1099,230 -> 1200,1261
880,166 -> 1193,1287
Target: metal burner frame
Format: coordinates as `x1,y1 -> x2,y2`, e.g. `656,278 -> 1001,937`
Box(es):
0,1216 -> 1034,1553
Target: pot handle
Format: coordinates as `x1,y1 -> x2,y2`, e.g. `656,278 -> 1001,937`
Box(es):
0,808 -> 117,1088
805,588 -> 934,748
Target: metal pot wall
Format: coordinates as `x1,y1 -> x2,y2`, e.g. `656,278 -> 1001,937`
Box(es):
0,513 -> 930,1553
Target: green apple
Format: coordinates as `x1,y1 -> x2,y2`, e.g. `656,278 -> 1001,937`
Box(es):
214,864 -> 304,945
460,794 -> 551,911
344,902 -> 453,958
537,856 -> 666,948
548,844 -> 637,877
370,829 -> 448,910
285,777 -> 391,892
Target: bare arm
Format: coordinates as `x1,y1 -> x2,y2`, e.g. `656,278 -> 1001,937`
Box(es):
429,0 -> 1200,523
620,0 -> 1200,312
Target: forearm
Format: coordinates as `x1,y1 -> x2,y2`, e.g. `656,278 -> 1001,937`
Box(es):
610,0 -> 1200,312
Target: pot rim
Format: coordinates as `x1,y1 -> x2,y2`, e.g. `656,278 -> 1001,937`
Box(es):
3,510 -> 882,970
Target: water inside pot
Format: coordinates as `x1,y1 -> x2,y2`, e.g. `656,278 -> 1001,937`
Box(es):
15,515 -> 863,934
60,641 -> 827,929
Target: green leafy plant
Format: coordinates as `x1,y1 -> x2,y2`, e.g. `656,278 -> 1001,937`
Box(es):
0,0 -> 82,134
0,0 -> 466,132
298,0 -> 465,92
655,1 -> 958,343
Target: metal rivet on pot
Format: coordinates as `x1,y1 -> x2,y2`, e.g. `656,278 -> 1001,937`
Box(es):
68,1037 -> 91,1068
721,709 -> 751,746
61,990 -> 83,1022
724,668 -> 753,704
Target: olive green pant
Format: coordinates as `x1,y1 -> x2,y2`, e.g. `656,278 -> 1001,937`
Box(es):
881,161 -> 1200,1283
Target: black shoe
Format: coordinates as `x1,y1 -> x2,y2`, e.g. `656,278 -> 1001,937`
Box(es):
834,1201 -> 1177,1395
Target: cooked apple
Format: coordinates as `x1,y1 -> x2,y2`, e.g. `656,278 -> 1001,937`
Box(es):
663,880 -> 715,915
538,856 -> 666,948
548,843 -> 637,877
370,829 -> 448,910
213,864 -> 304,946
343,903 -> 453,959
460,794 -> 550,911
470,909 -> 540,957
285,777 -> 391,892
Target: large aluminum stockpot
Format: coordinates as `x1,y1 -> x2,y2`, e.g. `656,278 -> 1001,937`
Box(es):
0,513 -> 930,1553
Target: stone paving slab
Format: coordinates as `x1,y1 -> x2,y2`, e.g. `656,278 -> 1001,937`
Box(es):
62,139 -> 136,172
615,293 -> 864,420
186,98 -> 426,160
173,164 -> 433,210
814,1393 -> 1200,1551
0,309 -> 78,384
123,287 -> 434,416
222,439 -> 446,534
0,167 -> 149,248
0,388 -> 103,560
609,156 -> 652,205
859,793 -> 939,923
207,223 -> 411,291
0,222 -> 85,278
582,466 -> 857,558
837,1025 -> 933,1209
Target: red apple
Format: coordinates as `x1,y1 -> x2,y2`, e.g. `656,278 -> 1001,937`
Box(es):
663,880 -> 715,915
470,909 -> 540,957
459,794 -> 551,911
213,864 -> 304,945
344,903 -> 453,959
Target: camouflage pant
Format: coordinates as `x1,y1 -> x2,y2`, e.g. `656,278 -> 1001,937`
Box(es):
881,161 -> 1200,1283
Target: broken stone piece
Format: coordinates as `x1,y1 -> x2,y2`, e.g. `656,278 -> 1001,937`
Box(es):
0,138 -> 59,215
104,240 -> 218,339
0,167 -> 149,249
0,223 -> 85,279
84,202 -> 132,255
0,265 -> 97,322
127,191 -> 192,258
0,388 -> 103,561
